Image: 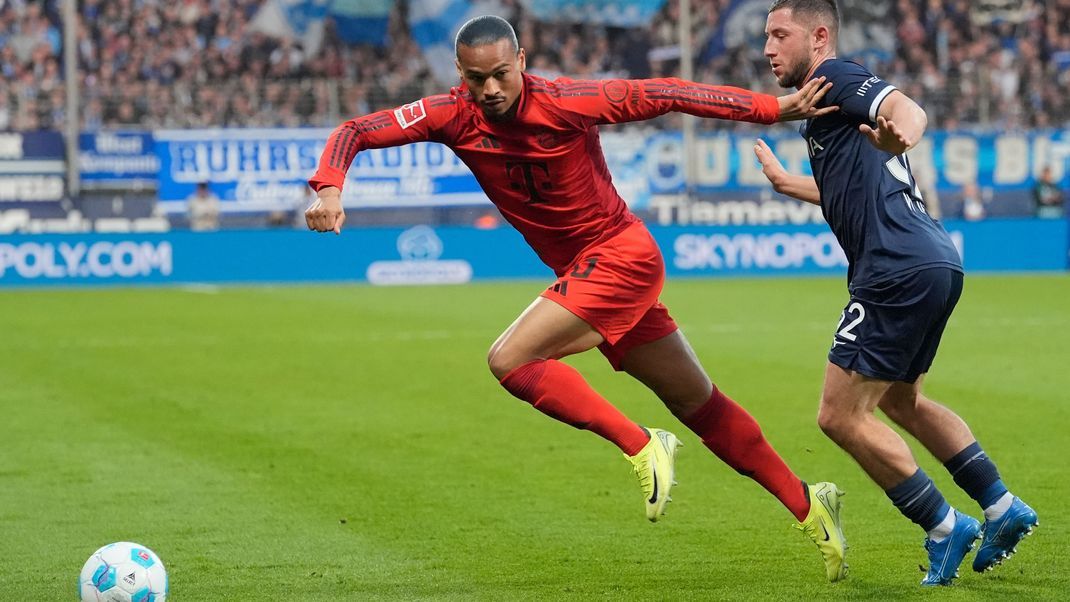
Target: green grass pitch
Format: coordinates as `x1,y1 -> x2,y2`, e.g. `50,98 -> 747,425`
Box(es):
1,275 -> 1066,600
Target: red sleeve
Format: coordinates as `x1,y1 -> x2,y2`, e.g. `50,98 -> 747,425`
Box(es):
543,77 -> 780,128
308,95 -> 458,192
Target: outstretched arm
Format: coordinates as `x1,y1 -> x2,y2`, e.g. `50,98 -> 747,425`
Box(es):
753,139 -> 821,205
306,96 -> 455,234
858,90 -> 927,154
553,76 -> 836,127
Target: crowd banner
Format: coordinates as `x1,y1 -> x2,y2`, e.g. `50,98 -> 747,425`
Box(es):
78,131 -> 158,185
600,129 -> 1070,208
0,131 -> 65,203
154,128 -> 490,211
151,128 -> 1070,212
1,219 -> 1063,288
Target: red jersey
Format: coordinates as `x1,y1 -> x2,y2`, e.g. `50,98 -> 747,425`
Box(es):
309,73 -> 780,273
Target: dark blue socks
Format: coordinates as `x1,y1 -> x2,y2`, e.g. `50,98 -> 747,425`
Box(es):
944,441 -> 1008,509
886,468 -> 951,531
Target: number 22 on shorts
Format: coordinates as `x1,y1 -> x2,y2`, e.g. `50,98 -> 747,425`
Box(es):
836,302 -> 866,342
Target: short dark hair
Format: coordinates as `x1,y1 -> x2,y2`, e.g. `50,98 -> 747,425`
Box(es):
768,0 -> 839,37
455,15 -> 518,56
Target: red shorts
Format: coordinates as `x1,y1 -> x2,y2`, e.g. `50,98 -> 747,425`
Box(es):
540,221 -> 679,370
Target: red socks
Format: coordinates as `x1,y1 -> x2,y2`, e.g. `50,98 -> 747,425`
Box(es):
500,359 -> 650,456
500,361 -> 811,521
684,387 -> 811,521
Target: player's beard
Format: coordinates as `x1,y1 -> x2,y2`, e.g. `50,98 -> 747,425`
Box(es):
776,59 -> 810,89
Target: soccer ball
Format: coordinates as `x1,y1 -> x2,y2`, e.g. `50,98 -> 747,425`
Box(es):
79,542 -> 168,601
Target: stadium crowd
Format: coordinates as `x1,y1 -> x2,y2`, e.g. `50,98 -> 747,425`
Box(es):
0,0 -> 1067,131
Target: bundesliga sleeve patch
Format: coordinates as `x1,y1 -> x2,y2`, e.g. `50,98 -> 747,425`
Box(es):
394,100 -> 427,129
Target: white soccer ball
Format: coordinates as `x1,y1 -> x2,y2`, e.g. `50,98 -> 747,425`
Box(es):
79,542 -> 168,602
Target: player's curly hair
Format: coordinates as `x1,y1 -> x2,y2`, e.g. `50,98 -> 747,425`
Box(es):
768,0 -> 840,37
455,15 -> 519,57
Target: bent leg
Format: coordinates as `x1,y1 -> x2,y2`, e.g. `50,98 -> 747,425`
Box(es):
819,363 -> 917,488
488,296 -> 604,379
617,329 -> 712,419
878,376 -> 976,462
490,296 -> 649,455
621,329 -> 810,521
822,363 -> 963,539
879,377 -> 1016,520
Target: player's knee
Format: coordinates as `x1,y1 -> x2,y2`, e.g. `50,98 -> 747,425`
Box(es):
816,407 -> 837,437
660,388 -> 707,420
487,342 -> 527,381
816,401 -> 853,442
486,345 -> 508,380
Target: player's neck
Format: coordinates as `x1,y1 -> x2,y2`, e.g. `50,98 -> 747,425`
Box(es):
799,51 -> 837,90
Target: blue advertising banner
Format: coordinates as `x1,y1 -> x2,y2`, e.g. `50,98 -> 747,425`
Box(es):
0,226 -> 548,287
0,131 -> 65,203
78,131 -> 158,183
0,219 -> 1063,288
154,128 -> 489,210
150,127 -> 1070,214
608,129 -> 1070,206
656,218 -> 1068,278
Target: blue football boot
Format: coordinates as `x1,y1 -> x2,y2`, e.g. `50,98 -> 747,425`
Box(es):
921,511 -> 981,586
973,497 -> 1039,573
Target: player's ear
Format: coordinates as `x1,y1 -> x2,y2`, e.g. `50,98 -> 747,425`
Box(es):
455,58 -> 462,79
813,25 -> 831,51
518,48 -> 526,71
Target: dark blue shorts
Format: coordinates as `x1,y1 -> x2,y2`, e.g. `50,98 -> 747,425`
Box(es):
828,267 -> 963,383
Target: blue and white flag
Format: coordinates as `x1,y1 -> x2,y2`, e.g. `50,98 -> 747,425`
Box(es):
522,0 -> 666,27
329,0 -> 393,47
250,0 -> 392,52
702,0 -> 769,60
409,0 -> 513,84
249,0 -> 330,55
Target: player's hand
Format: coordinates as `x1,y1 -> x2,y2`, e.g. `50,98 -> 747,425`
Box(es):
859,115 -> 912,155
776,77 -> 839,122
753,138 -> 787,191
305,186 -> 346,234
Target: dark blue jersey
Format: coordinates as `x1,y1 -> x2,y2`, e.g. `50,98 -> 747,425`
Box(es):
801,59 -> 961,290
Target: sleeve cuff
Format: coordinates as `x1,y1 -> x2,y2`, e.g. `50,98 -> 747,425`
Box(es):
756,93 -> 780,124
869,85 -> 897,122
308,175 -> 343,193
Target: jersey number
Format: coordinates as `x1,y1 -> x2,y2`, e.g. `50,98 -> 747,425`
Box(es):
570,258 -> 598,279
885,155 -> 927,214
836,302 -> 866,341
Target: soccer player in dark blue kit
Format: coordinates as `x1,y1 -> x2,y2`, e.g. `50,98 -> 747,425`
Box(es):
753,0 -> 1038,586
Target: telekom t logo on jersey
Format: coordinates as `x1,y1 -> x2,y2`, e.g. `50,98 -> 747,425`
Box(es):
506,161 -> 553,204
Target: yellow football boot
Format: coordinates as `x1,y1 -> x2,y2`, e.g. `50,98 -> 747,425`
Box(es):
796,481 -> 849,582
625,428 -> 681,522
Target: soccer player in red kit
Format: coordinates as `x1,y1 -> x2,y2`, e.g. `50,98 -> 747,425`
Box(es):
307,16 -> 847,581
